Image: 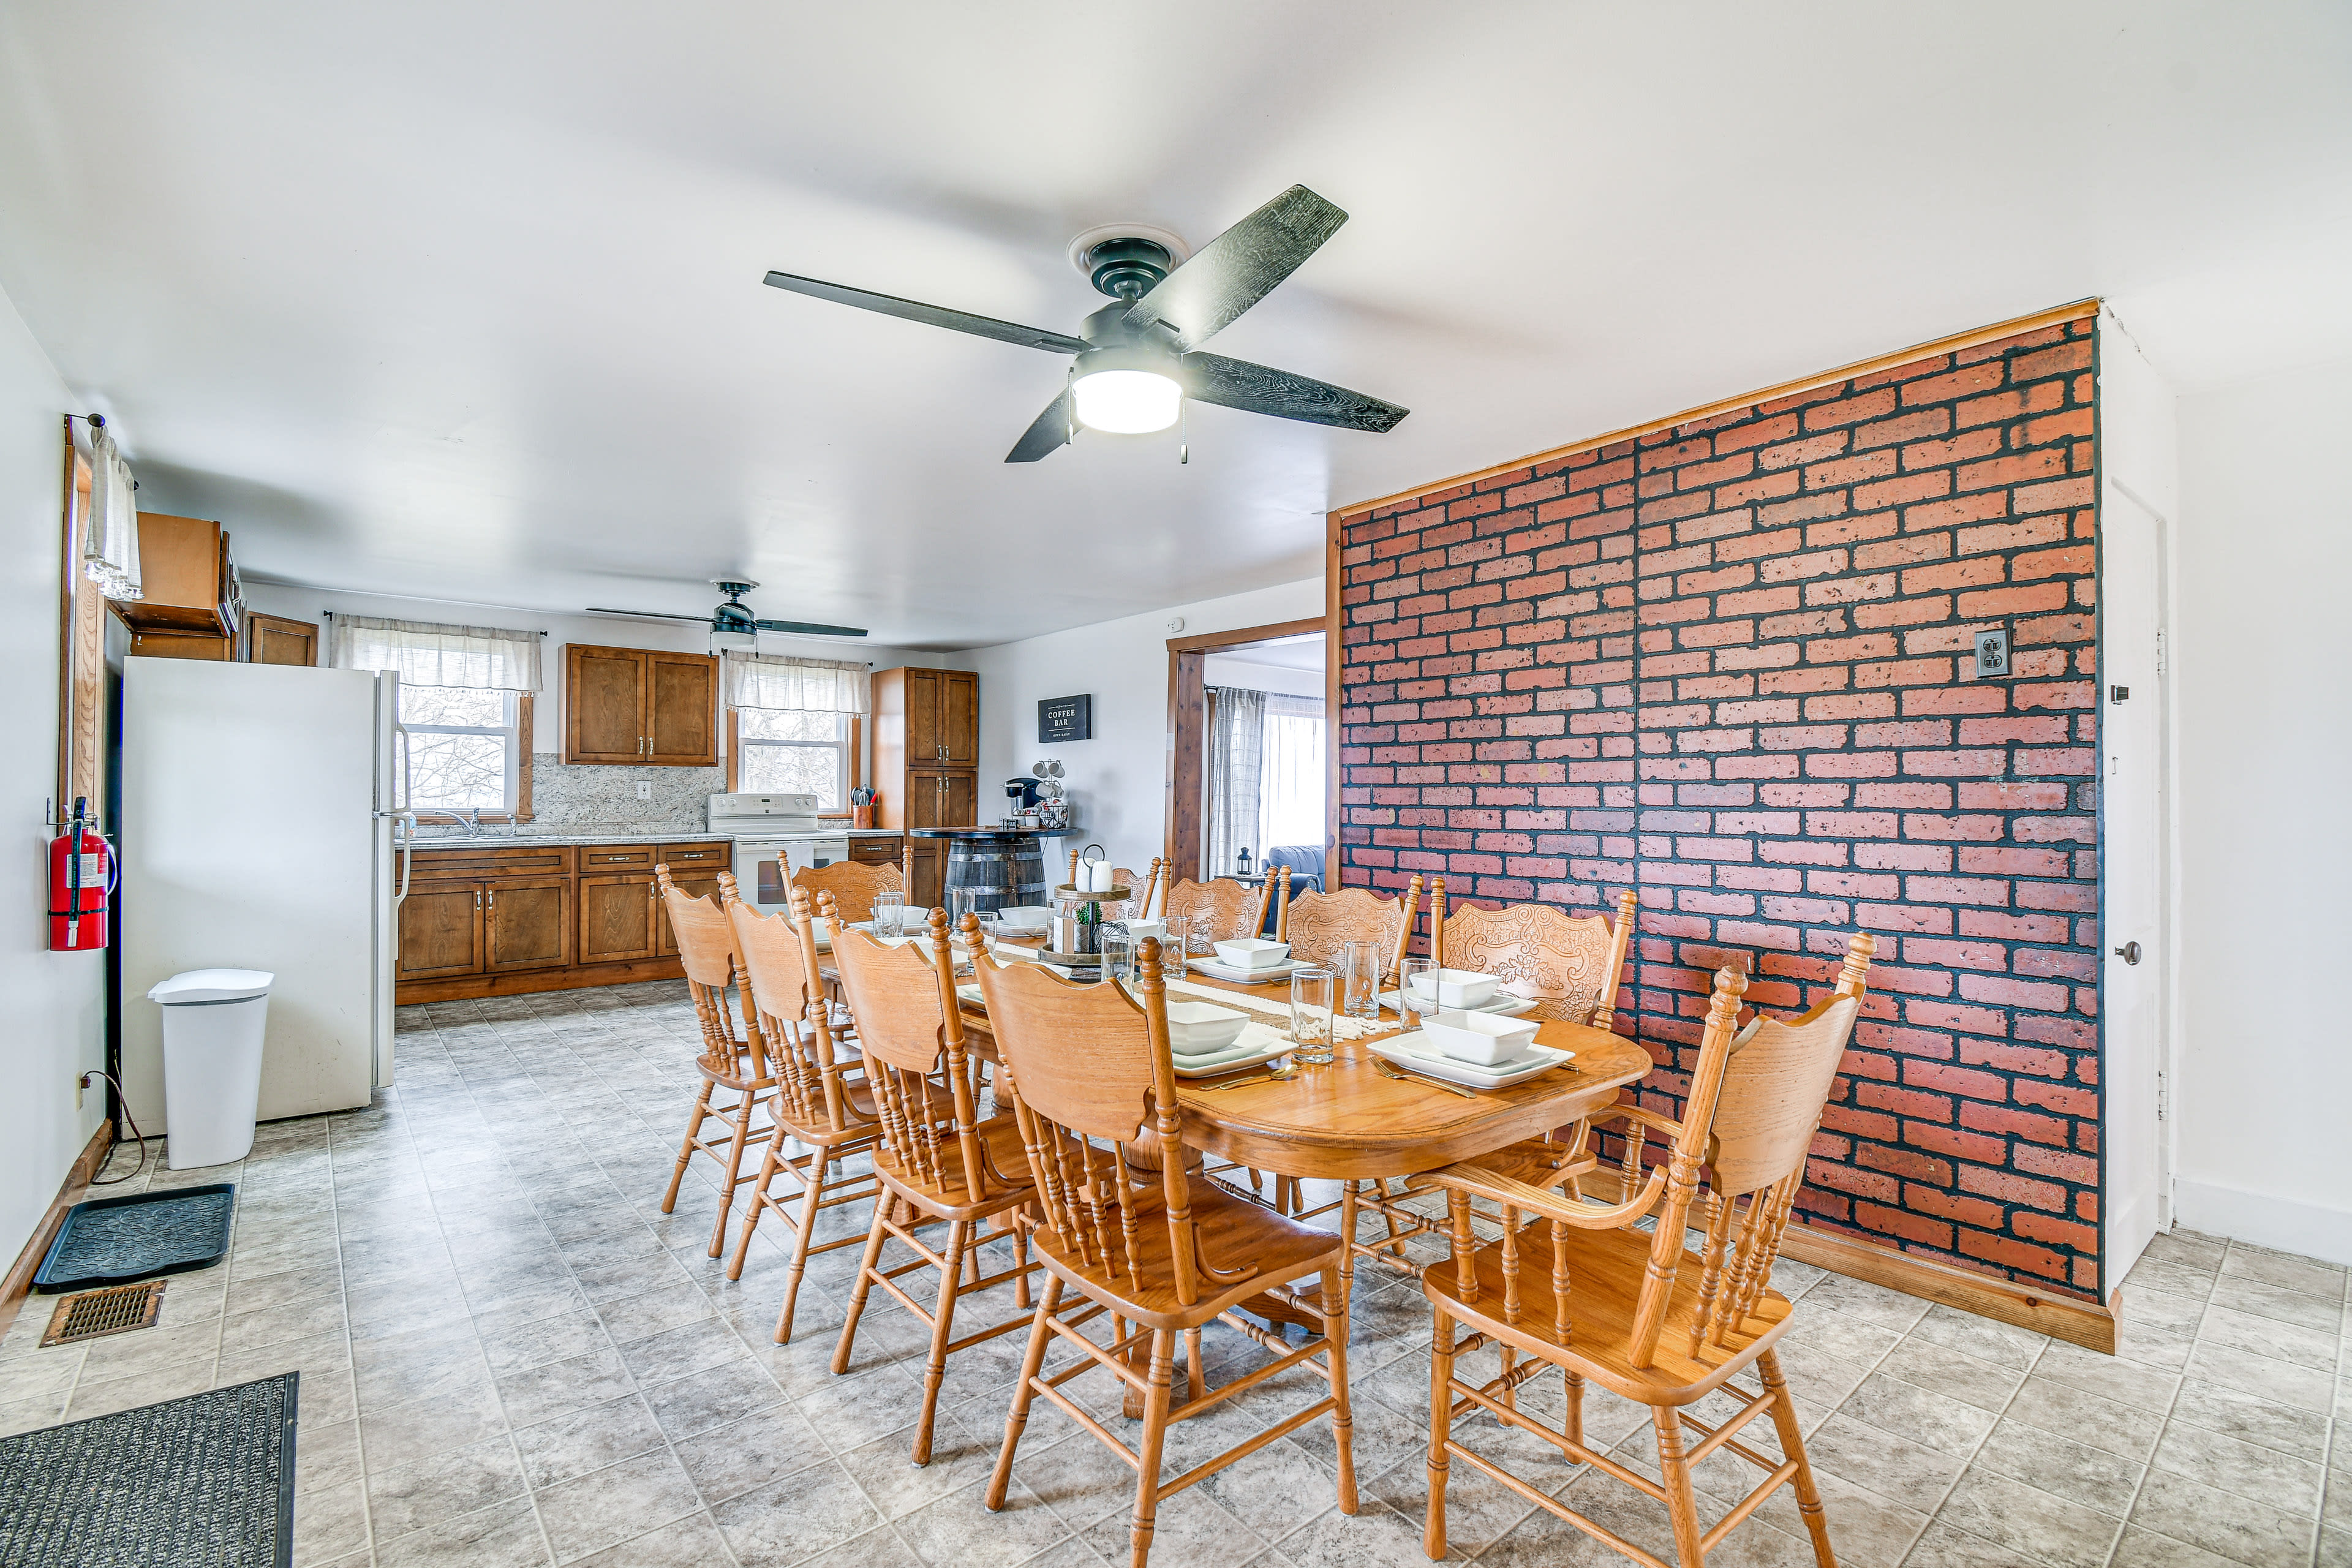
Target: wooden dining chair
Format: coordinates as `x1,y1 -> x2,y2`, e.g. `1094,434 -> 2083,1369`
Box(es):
720,876 -> 886,1343
791,858 -> 903,924
1414,933 -> 1876,1568
1272,870 -> 1422,972
656,864 -> 778,1259
1159,875 -> 1273,944
1350,882 -> 1641,1278
826,908 -> 1041,1463
970,933 -> 1359,1568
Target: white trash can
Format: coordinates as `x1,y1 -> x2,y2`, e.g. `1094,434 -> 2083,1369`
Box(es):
148,968 -> 275,1169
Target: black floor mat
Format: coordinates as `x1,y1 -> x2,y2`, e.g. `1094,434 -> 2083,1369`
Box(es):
34,1185 -> 236,1293
0,1372 -> 296,1568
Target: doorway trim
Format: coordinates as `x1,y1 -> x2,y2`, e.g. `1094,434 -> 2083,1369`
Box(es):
1164,616 -> 1328,882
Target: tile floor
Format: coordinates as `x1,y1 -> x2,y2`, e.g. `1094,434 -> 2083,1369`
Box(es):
2,981 -> 2345,1568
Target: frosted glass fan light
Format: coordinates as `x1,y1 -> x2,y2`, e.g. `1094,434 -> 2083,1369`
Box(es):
1072,369 -> 1182,434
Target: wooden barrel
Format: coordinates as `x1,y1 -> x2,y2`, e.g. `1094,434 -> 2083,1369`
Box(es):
941,833 -> 1047,913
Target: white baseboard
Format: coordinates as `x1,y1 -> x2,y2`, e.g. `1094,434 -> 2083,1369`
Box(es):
2172,1175 -> 2352,1268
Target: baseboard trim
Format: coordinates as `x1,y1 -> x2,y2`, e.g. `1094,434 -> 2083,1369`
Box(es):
1778,1221 -> 2116,1354
2173,1176 -> 2352,1269
395,956 -> 687,1005
0,1119 -> 115,1341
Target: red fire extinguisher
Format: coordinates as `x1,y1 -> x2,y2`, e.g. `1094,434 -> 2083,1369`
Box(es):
50,796 -> 115,952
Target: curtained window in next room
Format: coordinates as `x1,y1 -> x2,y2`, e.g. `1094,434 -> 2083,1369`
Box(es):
1204,685 -> 1324,878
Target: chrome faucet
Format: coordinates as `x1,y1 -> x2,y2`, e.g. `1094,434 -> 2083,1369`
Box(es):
457,807 -> 485,838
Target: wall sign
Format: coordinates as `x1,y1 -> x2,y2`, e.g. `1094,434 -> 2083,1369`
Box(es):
1038,693 -> 1091,744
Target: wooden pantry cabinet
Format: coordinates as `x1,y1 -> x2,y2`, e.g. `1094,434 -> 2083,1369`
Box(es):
562,643 -> 719,766
872,666 -> 979,824
394,839 -> 730,1002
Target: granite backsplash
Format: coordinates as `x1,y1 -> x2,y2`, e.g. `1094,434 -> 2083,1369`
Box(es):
412,752 -> 723,839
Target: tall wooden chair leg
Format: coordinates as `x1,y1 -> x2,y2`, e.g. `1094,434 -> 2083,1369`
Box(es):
774,1150 -> 831,1343
1651,1404 -> 1707,1568
1760,1350 -> 1838,1567
707,1090 -> 758,1257
1128,1330 -> 1175,1568
1321,1264 -> 1357,1514
1564,1371 -> 1585,1449
987,1276 -> 1062,1511
829,1199 -> 891,1363
1425,1308 -> 1455,1561
1183,1326 -> 1207,1401
726,1134 -> 783,1281
1012,1221 -> 1032,1310
913,1220 -> 968,1466
662,1082 -> 714,1213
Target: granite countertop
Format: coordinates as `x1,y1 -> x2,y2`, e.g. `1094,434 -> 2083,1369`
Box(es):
407,830 -> 734,849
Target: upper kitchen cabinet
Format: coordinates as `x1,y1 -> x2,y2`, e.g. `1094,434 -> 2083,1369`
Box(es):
244,612 -> 318,666
118,512 -> 244,639
872,667 -> 979,829
562,643 -> 718,766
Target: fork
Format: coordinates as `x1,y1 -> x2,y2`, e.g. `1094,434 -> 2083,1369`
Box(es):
1371,1057 -> 1477,1098
1199,1065 -> 1298,1091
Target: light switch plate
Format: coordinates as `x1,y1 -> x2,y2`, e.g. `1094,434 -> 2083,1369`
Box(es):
635,781 -> 652,800
1971,627 -> 2010,680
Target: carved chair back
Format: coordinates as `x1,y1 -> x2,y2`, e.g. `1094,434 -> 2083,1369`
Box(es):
969,933 -> 1219,1308
1275,873 -> 1422,975
791,858 -> 903,924
1428,883 -> 1639,1028
1161,876 -> 1271,944
722,875 -> 859,1136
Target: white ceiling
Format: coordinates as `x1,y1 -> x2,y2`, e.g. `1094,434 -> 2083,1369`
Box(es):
1217,633 -> 1326,674
2,2 -> 2346,650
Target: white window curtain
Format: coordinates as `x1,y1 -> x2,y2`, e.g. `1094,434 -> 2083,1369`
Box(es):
1259,693 -> 1327,853
724,653 -> 869,714
1204,686 -> 1267,878
328,615 -> 543,692
84,423 -> 141,601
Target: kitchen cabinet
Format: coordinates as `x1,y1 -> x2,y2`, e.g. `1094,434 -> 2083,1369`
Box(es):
118,513 -> 243,638
905,842 -> 946,910
848,835 -> 903,866
577,873 -> 659,963
396,883 -> 484,981
562,644 -> 718,767
129,630 -> 235,662
483,877 -> 571,971
244,613 -> 318,666
872,667 -> 979,833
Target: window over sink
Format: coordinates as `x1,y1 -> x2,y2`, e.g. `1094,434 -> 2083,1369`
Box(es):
402,685 -> 522,815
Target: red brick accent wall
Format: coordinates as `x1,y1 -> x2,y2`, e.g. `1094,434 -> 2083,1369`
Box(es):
1336,314 -> 2103,1298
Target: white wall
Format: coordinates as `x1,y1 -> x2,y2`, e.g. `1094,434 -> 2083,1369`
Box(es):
966,578 -> 1324,877
1202,654 -> 1325,699
242,582 -> 962,786
0,287 -> 107,1269
2171,355 -> 2352,1265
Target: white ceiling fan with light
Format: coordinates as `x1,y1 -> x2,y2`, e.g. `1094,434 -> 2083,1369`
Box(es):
761,184 -> 1409,461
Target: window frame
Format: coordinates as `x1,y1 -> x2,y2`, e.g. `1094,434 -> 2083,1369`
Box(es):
726,707 -> 861,811
399,687 -> 535,823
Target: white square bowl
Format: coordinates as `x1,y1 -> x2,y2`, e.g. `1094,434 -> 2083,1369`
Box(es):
1165,1002 -> 1250,1055
1213,938 -> 1291,971
1422,1008 -> 1539,1066
1406,968 -> 1503,1009
996,905 -> 1053,933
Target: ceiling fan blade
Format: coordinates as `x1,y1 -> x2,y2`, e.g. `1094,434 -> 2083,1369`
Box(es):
751,619 -> 870,638
584,607 -> 714,622
1121,186 -> 1347,352
1183,352 -> 1408,433
1005,388 -> 1073,463
763,271 -> 1087,354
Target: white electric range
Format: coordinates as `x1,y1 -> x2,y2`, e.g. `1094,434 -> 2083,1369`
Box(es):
707,793 -> 853,916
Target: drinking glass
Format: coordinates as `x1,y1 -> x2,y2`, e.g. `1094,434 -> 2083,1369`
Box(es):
973,909 -> 1003,951
872,891 -> 904,936
948,887 -> 979,932
1100,930 -> 1136,986
1336,941 -> 1382,1021
1289,966 -> 1335,1066
1398,957 -> 1439,1029
1158,914 -> 1193,978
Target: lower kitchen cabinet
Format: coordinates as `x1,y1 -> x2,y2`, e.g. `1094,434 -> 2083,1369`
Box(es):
396,883 -> 484,981
484,877 -> 571,971
578,873 -> 658,963
394,839 -> 729,1002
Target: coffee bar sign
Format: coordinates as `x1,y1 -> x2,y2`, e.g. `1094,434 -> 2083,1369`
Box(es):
1038,693 -> 1091,744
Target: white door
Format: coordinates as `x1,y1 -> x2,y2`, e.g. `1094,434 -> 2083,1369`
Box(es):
2101,486 -> 2168,1287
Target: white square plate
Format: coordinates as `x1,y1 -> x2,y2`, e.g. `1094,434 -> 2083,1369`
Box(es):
1171,1023 -> 1294,1078
1368,1031 -> 1572,1089
1188,957 -> 1304,984
1379,988 -> 1537,1018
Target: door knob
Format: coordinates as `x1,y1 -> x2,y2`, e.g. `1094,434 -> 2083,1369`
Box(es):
2114,941 -> 2142,965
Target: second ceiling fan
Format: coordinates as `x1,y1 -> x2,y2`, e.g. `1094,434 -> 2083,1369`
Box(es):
762,184 -> 1409,463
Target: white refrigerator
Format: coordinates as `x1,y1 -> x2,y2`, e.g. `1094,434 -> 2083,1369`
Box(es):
120,658 -> 407,1131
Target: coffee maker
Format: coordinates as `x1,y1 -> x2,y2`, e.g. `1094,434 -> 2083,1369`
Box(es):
1004,775 -> 1044,825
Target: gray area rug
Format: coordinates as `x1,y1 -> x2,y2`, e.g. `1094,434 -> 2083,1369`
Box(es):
0,1371 -> 295,1567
